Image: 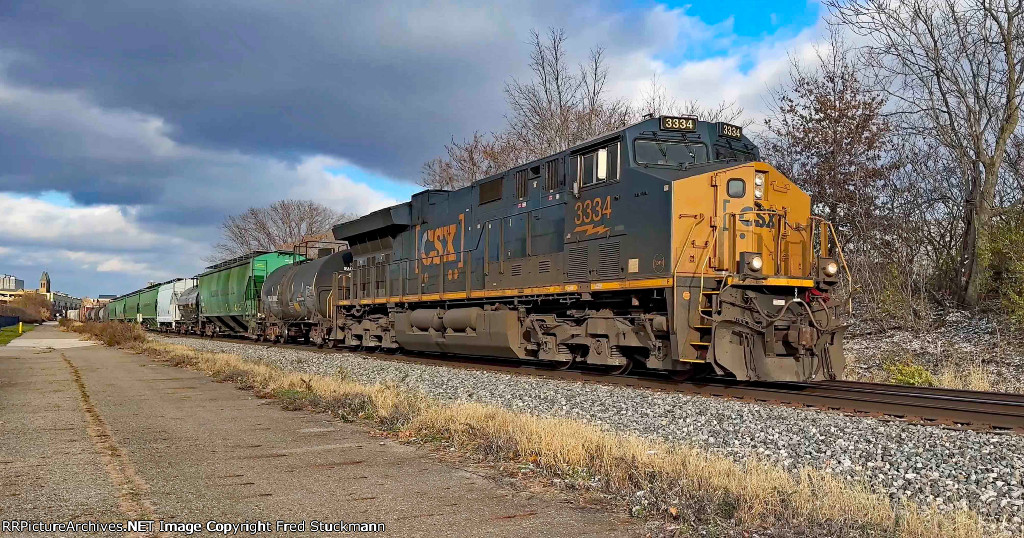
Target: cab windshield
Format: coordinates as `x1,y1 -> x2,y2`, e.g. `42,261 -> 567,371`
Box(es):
634,140 -> 708,167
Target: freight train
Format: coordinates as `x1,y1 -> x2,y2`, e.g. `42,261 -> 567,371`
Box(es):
102,116 -> 848,382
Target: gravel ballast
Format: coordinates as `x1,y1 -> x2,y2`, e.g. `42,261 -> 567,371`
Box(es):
159,336 -> 1024,533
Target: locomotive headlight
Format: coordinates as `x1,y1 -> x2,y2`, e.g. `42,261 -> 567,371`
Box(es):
754,172 -> 765,186
823,261 -> 839,277
747,255 -> 764,272
753,186 -> 764,199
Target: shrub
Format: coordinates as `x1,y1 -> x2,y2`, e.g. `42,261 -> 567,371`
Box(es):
0,303 -> 45,324
73,321 -> 148,347
884,357 -> 936,387
0,293 -> 52,323
979,207 -> 1024,325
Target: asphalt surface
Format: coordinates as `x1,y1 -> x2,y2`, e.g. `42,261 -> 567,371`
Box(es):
0,326 -> 637,537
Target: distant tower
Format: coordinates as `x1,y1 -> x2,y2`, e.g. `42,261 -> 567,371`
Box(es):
39,271 -> 51,294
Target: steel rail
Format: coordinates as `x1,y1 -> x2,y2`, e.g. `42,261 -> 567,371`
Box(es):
160,332 -> 1024,433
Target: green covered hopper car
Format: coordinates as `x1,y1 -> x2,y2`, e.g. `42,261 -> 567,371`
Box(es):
198,251 -> 304,335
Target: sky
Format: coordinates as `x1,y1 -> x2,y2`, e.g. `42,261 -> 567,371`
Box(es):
0,0 -> 826,298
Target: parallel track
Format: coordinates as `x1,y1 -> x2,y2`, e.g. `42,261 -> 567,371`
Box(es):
162,332 -> 1024,433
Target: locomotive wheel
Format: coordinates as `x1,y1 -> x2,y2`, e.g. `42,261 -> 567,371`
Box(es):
602,360 -> 633,376
668,369 -> 696,381
548,358 -> 574,370
326,339 -> 337,349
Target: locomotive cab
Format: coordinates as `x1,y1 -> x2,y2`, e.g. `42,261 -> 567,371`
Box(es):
670,160 -> 847,381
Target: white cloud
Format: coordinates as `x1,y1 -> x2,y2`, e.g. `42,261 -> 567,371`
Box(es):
604,12 -> 830,129
57,250 -> 163,277
287,156 -> 401,215
0,193 -> 168,250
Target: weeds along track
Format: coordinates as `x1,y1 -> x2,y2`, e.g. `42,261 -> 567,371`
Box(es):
164,332 -> 1024,433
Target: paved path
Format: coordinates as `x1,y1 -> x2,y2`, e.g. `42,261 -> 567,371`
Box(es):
0,326 -> 636,537
5,324 -> 96,348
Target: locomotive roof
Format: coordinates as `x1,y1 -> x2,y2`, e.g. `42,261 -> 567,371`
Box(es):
333,115 -> 758,246
465,116 -> 755,188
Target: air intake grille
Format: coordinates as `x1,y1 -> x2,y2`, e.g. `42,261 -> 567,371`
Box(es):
510,263 -> 523,277
595,242 -> 621,280
538,259 -> 551,273
479,177 -> 502,204
567,245 -> 589,281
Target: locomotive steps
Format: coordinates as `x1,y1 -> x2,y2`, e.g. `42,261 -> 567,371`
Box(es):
66,321 -> 1002,537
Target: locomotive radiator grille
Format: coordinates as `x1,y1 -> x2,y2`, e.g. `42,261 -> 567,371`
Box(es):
596,242 -> 621,280
567,245 -> 589,281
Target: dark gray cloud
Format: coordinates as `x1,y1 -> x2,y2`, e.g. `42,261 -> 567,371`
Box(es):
0,1 -> 689,190
0,1 -> 540,183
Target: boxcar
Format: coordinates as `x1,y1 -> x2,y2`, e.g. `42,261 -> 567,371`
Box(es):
198,251 -> 305,336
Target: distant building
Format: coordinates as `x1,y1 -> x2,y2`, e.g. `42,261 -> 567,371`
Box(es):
0,271 -> 83,317
47,291 -> 81,316
0,274 -> 24,291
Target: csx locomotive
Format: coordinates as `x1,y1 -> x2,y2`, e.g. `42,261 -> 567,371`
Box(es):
108,116 -> 848,382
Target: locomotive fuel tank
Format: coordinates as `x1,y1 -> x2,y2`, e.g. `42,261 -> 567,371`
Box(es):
261,251 -> 349,322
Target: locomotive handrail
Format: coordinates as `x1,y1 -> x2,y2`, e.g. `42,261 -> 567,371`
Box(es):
718,208 -> 847,279
809,216 -> 853,313
671,214 -> 707,274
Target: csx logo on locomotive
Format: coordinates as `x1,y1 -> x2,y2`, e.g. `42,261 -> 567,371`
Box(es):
739,209 -> 778,229
418,214 -> 465,268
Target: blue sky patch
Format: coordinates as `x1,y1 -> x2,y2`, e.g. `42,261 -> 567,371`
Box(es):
648,0 -> 819,70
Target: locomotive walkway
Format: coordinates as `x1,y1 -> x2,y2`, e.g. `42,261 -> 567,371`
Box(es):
0,326 -> 637,537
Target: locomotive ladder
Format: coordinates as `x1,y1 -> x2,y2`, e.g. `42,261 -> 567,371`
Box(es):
686,228 -> 723,359
689,283 -> 723,358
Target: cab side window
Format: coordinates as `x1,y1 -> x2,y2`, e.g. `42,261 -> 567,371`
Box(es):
578,143 -> 619,188
727,178 -> 745,198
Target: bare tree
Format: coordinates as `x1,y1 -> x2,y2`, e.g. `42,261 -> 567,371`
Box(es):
420,133 -> 500,190
760,31 -> 936,324
209,200 -> 352,262
761,31 -> 901,250
637,73 -> 749,125
829,0 -> 1024,305
420,28 -> 633,190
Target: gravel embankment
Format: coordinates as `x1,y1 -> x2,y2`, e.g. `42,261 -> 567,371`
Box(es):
846,310 -> 1024,393
159,336 -> 1024,532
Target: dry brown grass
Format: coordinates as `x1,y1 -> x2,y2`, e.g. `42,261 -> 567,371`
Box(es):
82,323 -> 996,537
934,363 -> 993,392
73,321 -> 148,347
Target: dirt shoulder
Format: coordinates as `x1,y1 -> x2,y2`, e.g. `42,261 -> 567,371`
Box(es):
0,326 -> 637,537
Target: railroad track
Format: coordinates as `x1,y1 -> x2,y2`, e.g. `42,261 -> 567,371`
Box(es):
160,332 -> 1024,433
